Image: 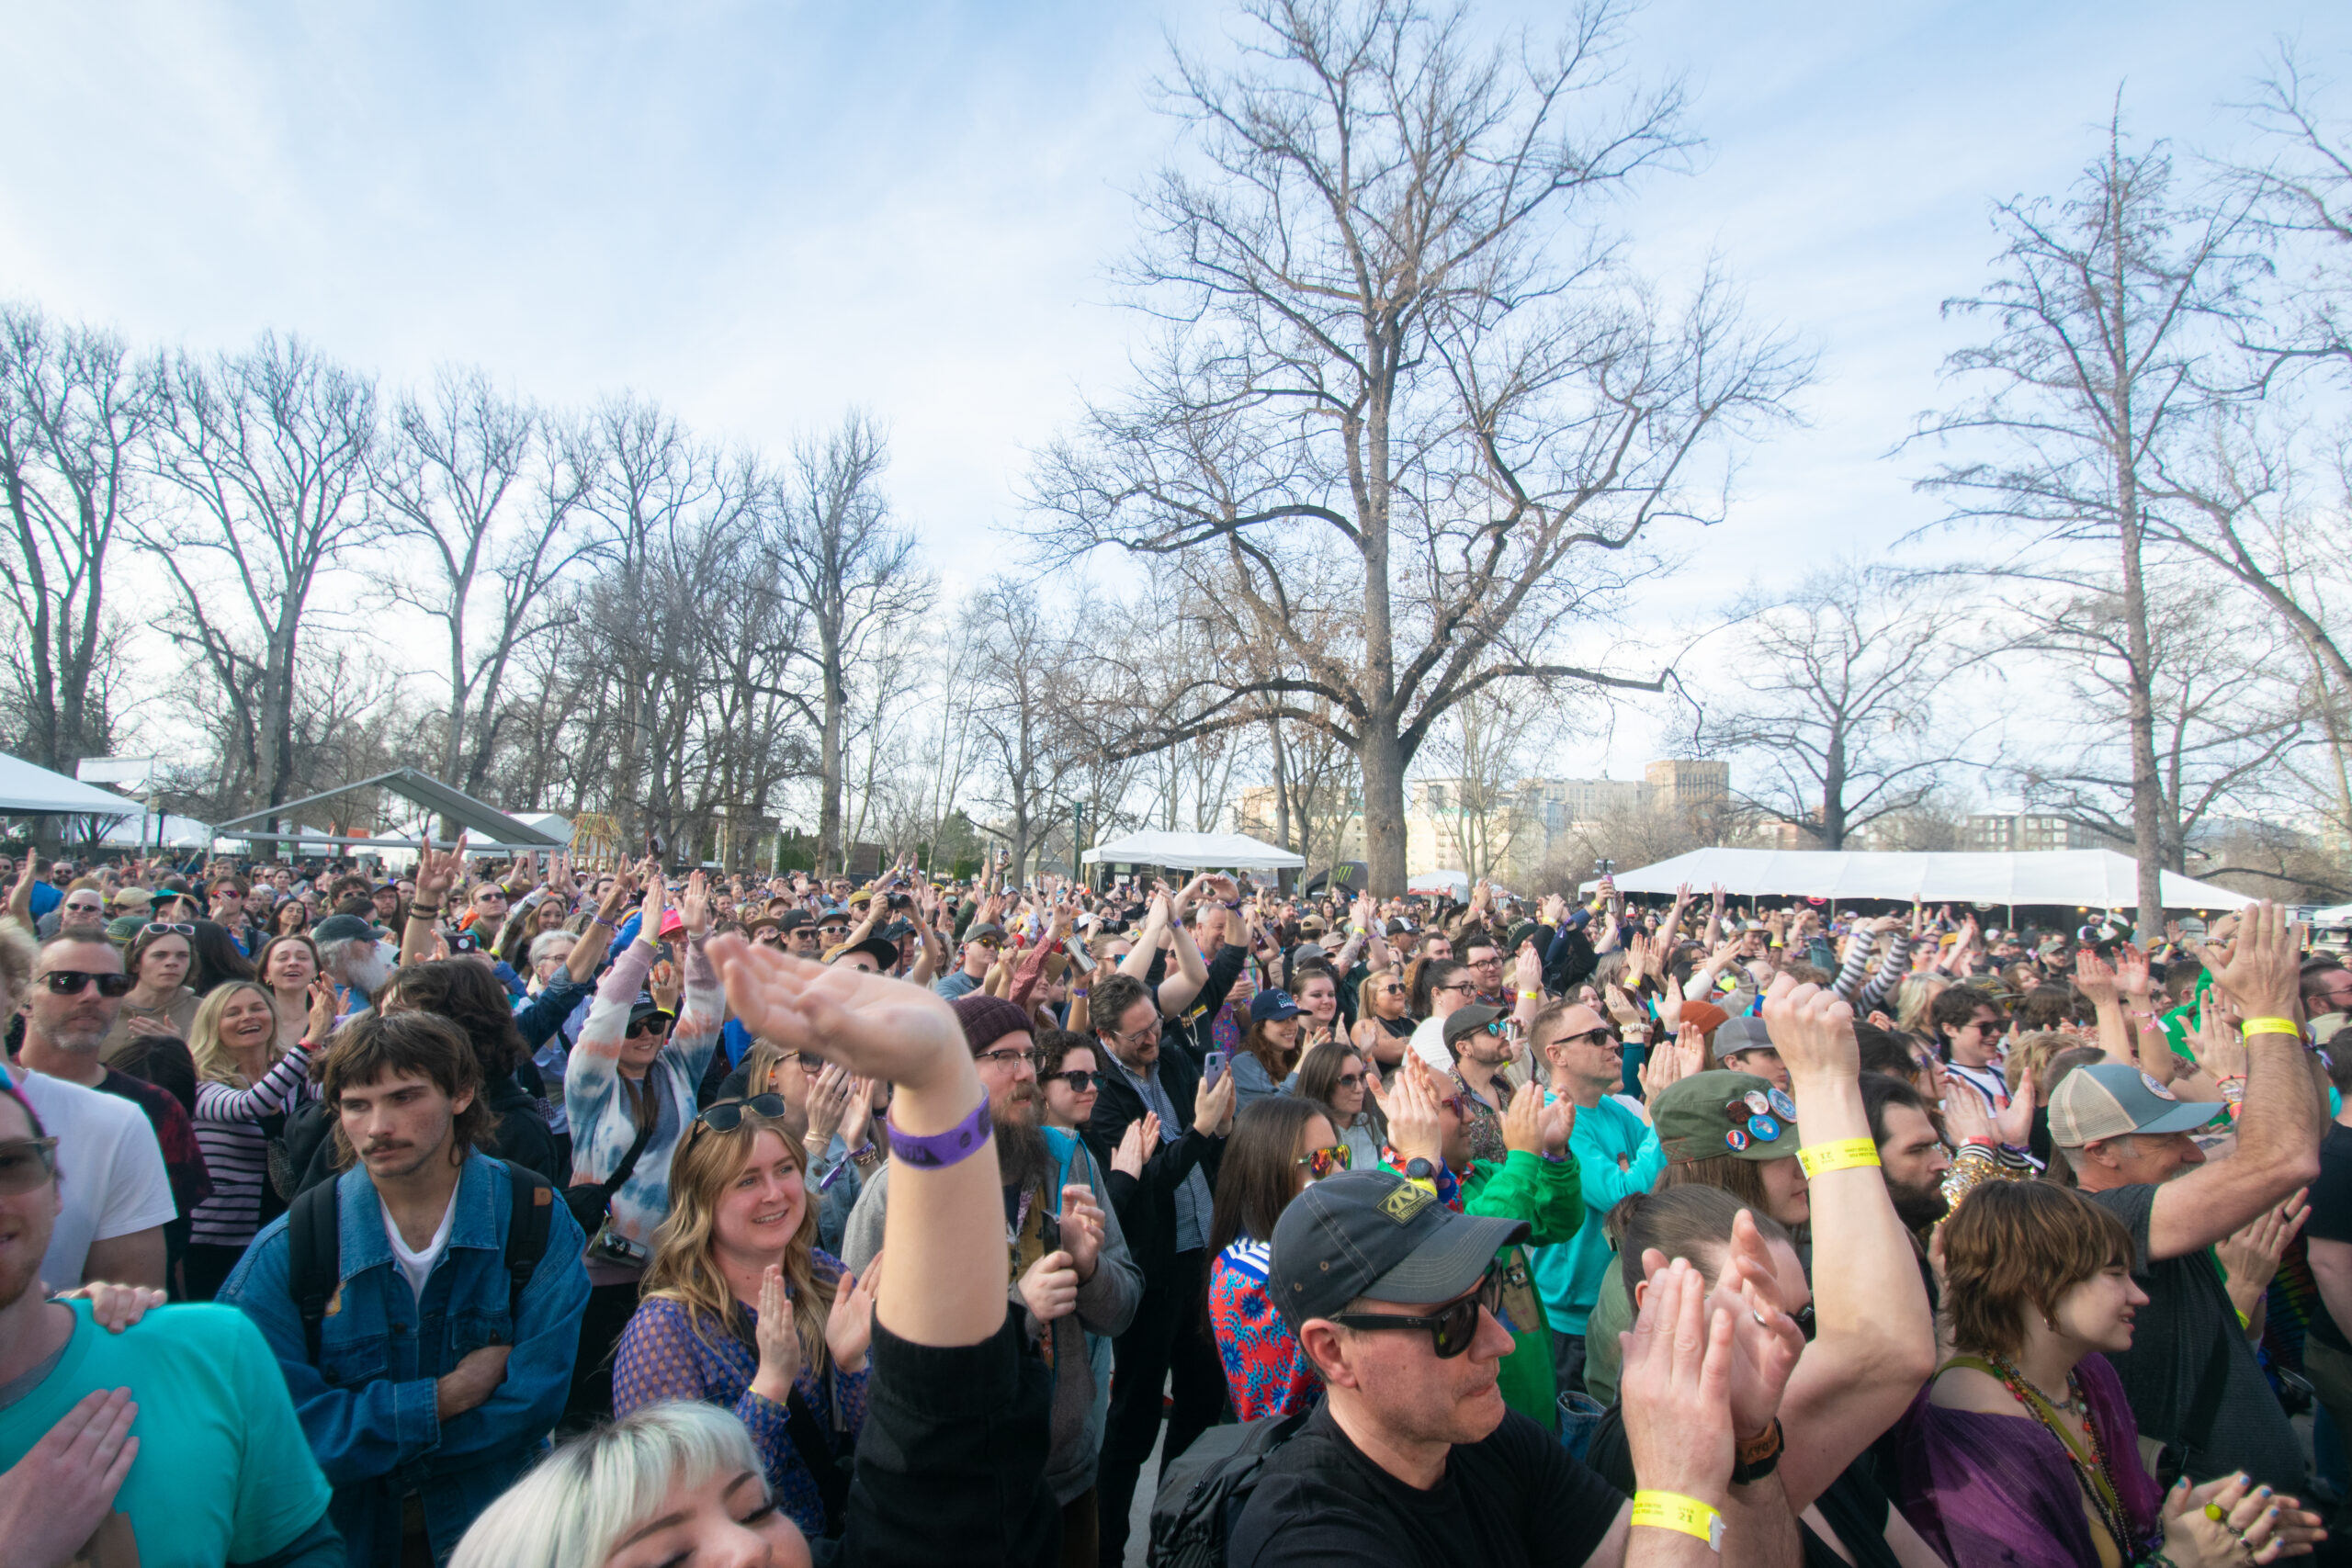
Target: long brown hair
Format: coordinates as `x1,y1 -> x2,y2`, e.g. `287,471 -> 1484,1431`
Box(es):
642,1110 -> 836,1373
1239,1019 -> 1301,1087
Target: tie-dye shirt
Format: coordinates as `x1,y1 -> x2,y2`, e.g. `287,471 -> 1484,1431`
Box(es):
564,935 -> 723,1257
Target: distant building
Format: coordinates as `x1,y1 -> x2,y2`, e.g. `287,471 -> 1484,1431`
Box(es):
1964,813 -> 2097,853
1645,759 -> 1732,811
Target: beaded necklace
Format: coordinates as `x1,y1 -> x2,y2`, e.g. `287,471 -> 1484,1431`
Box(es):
1983,1352 -> 2139,1562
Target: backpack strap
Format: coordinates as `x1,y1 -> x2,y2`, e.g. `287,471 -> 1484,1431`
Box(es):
287,1176 -> 344,1365
501,1160 -> 554,1326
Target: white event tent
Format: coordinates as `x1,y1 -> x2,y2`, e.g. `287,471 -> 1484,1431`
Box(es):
1577,848 -> 2252,913
1081,830 -> 1305,872
0,752 -> 141,822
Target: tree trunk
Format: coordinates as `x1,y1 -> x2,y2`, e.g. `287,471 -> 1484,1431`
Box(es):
1819,729 -> 1848,851
1360,716 -> 1408,897
817,641 -> 845,875
2117,473 -> 2165,935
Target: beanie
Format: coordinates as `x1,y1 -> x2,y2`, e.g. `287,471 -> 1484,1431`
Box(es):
950,993 -> 1034,1056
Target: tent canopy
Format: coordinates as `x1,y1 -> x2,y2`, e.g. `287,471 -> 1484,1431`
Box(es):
0,753 -> 141,818
1082,830 -> 1305,871
1578,848 -> 2253,912
211,768 -> 567,851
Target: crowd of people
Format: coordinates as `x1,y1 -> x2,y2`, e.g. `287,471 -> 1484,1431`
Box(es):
0,844 -> 2346,1568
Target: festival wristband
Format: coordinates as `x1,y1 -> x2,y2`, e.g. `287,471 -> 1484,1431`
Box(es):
884,1091 -> 993,1169
2242,1017 -> 2301,1039
1631,1492 -> 1724,1551
1796,1138 -> 1882,1178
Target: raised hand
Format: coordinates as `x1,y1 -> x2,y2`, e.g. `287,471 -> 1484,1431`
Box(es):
413,832 -> 469,905
750,1266 -> 801,1403
706,936 -> 968,1092
1758,972 -> 1860,1082
2209,903 -> 2302,1021
1058,1183 -> 1105,1281
804,1062 -> 855,1152
1501,1077 -> 1546,1156
2218,1190 -> 2311,1304
825,1258 -> 879,1374
2073,948 -> 2120,1009
305,976 -> 341,1045
1619,1258 -> 1736,1512
1385,1057 -> 1445,1168
1113,1113 -> 1160,1178
680,869 -> 711,938
1994,1064 -> 2037,1147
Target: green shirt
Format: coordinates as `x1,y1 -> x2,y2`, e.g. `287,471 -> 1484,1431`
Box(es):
0,1301 -> 330,1565
1459,1149 -> 1584,1430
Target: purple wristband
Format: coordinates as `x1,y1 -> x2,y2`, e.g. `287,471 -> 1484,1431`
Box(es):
884,1091 -> 992,1169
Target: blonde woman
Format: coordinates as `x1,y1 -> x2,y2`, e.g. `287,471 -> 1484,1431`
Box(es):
186,976 -> 336,1300
611,1094 -> 876,1540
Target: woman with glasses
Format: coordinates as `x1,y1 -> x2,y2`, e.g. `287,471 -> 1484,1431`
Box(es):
254,932 -> 323,1054
186,976 -> 336,1300
1207,1096 -> 1346,1420
100,921 -> 201,1082
1035,1028 -> 1103,1140
1295,1039 -> 1385,1174
611,1095 -> 876,1541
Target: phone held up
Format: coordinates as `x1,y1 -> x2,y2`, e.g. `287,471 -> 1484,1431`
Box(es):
1203,1050 -> 1226,1089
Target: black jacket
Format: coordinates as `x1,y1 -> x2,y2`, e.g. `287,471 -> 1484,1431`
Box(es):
1088,1043 -> 1222,1280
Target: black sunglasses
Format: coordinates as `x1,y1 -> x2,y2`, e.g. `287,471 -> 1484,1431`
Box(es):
625,1013 -> 673,1038
43,970 -> 133,998
695,1094 -> 790,1133
1047,1069 -> 1101,1092
1328,1265 -> 1503,1359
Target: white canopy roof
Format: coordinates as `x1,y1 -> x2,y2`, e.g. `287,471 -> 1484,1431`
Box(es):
0,753 -> 140,818
1082,830 -> 1306,871
100,811 -> 215,849
1407,869 -> 1471,897
1579,848 -> 2253,911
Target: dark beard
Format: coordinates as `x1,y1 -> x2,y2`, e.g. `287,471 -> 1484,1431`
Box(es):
995,1113 -> 1052,1192
1891,1182 -> 1950,1230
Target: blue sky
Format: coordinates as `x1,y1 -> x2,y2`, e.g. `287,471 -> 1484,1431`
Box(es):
3,0 -> 2345,784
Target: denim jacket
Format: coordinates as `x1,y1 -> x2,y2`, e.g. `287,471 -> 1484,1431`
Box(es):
221,1150 -> 592,1566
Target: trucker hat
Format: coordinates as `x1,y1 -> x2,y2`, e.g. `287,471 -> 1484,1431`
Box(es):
2046,1062 -> 2219,1146
1268,1168 -> 1527,1336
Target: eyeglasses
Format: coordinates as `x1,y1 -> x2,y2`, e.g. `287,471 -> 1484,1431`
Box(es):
1109,1019 -> 1162,1046
142,921 -> 197,937
1336,1072 -> 1365,1089
1295,1145 -> 1352,1180
62,901 -> 104,914
1432,981 -> 1473,994
695,1094 -> 790,1133
42,970 -> 133,998
977,1046 -> 1040,1070
0,1138 -> 59,1195
1329,1265 -> 1502,1358
1047,1069 -> 1100,1092
1381,985 -> 1408,997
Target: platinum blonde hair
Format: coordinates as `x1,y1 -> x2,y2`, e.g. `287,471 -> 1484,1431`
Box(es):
450,1401 -> 776,1568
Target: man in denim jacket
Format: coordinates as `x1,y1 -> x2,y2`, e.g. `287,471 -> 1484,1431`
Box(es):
223,1010 -> 590,1565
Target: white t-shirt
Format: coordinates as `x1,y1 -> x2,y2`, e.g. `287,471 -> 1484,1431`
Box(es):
382,1190 -> 458,1306
16,1070 -> 177,1291
1945,1059 -> 2009,1115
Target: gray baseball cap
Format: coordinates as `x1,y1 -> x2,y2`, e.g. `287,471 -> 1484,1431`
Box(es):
1269,1168 -> 1527,1336
1713,1015 -> 1778,1060
2046,1062 -> 2220,1146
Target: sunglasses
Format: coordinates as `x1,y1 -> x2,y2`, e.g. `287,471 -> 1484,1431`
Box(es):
1437,1094 -> 1468,1117
1336,1072 -> 1365,1089
1295,1145 -> 1352,1180
1329,1264 -> 1503,1358
142,921 -> 197,937
0,1137 -> 58,1196
625,1014 -> 673,1038
42,970 -> 133,998
1047,1069 -> 1100,1092
695,1094 -> 790,1133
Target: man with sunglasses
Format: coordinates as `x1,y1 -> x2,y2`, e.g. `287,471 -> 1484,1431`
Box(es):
9,940 -> 175,1292
1231,1166 -> 1795,1568
1527,1001 -> 1666,1398
0,1084 -> 345,1566
842,992 -> 1136,1563
933,920 -> 1004,998
1440,1004 -> 1524,1167
775,907 -> 821,959
33,884 -> 108,942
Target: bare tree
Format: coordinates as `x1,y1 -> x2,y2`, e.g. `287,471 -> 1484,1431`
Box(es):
1032,0 -> 1805,894
1915,114 -> 2257,934
145,333 -> 384,847
772,413 -> 928,874
375,366 -> 605,796
1687,563 -> 1984,850
962,577 -> 1086,879
1419,685 -> 1541,881
0,307 -> 156,777
2229,50 -> 2352,378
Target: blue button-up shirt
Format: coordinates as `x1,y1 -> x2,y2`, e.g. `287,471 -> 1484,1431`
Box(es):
1118,1057 -> 1211,1252
221,1150 -> 591,1565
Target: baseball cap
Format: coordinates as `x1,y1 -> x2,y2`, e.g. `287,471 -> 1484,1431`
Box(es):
627,996 -> 675,1032
776,908 -> 812,932
1654,1070 -> 1801,1162
1268,1168 -> 1528,1336
964,922 -> 1005,945
1441,1003 -> 1508,1049
110,887 -> 153,909
1712,1016 -> 1778,1061
1250,988 -> 1302,1024
2046,1062 -> 2219,1146
828,934 -> 901,970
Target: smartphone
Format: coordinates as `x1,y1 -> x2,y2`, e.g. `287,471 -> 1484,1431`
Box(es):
1204,1050 -> 1226,1089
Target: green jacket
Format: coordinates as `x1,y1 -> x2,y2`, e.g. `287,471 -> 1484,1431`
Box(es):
1458,1149 -> 1584,1429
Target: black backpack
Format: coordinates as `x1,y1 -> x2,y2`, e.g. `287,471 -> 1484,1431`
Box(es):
287,1160 -> 555,1362
1148,1410 -> 1309,1568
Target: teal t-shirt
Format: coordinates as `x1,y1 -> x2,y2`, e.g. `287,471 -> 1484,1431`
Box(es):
0,1301 -> 330,1565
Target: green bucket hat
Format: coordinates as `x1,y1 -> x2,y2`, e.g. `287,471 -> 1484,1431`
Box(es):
1653,1069 -> 1802,1163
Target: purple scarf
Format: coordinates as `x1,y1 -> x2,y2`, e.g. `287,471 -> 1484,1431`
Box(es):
1892,1352 -> 2164,1567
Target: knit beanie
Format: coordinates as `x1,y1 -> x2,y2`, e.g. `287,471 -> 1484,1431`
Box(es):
950,993 -> 1034,1057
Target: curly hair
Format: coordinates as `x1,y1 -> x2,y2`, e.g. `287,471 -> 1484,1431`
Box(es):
386,959 -> 527,1078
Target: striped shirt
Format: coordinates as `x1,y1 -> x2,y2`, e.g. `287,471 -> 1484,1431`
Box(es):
191,1045 -> 316,1248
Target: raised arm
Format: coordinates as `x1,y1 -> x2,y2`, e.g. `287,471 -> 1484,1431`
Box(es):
2145,905 -> 2324,1261
1119,891 -> 1171,982
401,835 -> 468,968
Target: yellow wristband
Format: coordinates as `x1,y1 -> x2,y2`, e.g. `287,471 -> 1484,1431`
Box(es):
1632,1491 -> 1724,1551
1796,1138 -> 1882,1178
2242,1017 -> 2301,1039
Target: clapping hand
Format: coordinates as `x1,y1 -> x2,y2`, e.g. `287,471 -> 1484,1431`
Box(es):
825,1256 -> 880,1375
1057,1184 -> 1105,1282
1114,1113 -> 1161,1178
1618,1258 -> 1736,1510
